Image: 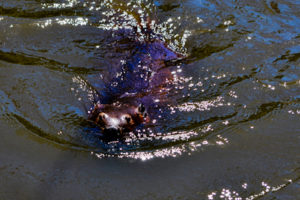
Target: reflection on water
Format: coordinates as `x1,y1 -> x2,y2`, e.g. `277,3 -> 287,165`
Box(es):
208,179 -> 296,200
36,17 -> 89,28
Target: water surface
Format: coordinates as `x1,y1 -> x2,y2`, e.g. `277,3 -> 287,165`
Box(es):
0,0 -> 299,199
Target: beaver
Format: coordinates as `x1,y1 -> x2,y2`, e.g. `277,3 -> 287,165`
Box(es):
88,16 -> 184,138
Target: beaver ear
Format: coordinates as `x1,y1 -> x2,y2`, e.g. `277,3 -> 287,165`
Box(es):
88,103 -> 103,120
94,102 -> 103,109
138,103 -> 146,114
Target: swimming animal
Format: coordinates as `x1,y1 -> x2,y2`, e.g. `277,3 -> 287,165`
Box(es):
88,17 -> 184,138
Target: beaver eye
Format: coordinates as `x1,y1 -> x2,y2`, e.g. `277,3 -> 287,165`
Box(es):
138,103 -> 146,113
123,115 -> 132,123
99,112 -> 107,120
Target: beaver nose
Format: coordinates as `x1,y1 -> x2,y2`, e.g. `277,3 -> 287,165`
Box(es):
104,127 -> 120,134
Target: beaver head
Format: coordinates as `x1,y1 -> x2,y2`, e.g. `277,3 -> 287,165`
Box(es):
88,102 -> 149,135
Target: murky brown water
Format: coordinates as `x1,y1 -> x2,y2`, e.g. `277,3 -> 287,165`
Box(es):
0,0 -> 299,199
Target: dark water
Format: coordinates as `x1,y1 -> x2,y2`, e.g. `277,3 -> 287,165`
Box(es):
0,0 -> 299,199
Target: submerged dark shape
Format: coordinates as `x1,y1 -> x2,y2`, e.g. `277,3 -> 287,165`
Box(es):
88,17 -> 184,138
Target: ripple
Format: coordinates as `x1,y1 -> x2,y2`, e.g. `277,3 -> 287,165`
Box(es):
35,17 -> 89,28
207,177 -> 300,200
0,6 -> 83,19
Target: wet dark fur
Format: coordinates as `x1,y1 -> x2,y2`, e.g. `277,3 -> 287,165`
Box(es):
88,18 -> 183,138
